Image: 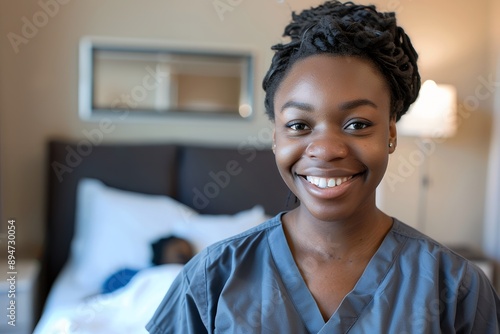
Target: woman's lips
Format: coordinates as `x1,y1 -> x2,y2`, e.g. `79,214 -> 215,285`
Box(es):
297,171 -> 364,199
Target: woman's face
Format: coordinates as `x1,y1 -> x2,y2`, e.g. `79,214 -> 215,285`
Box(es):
273,54 -> 396,222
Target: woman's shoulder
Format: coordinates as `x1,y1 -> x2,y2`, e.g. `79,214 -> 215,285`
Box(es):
391,219 -> 471,264
182,213 -> 283,275
209,213 -> 283,248
389,218 -> 493,291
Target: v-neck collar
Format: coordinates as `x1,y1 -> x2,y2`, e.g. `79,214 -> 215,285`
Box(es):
268,215 -> 405,333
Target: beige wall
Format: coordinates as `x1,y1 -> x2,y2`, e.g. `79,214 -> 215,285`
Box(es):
373,0 -> 494,247
484,0 -> 500,289
0,0 -> 496,256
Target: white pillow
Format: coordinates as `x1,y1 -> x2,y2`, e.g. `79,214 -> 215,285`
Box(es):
170,206 -> 268,253
70,178 -> 268,292
71,179 -> 197,290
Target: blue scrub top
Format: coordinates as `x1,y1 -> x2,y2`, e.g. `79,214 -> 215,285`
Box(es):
147,213 -> 500,333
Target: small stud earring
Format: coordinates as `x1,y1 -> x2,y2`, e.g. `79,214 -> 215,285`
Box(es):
389,142 -> 393,148
272,144 -> 276,152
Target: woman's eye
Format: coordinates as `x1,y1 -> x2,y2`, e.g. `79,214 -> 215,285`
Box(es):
345,121 -> 370,130
287,122 -> 310,131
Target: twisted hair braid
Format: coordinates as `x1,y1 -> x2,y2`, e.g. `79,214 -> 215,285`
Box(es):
262,0 -> 420,121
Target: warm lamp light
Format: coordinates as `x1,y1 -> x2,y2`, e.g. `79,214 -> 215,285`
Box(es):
398,80 -> 457,138
395,80 -> 457,232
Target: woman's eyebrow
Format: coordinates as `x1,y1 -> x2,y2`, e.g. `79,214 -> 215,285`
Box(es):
280,100 -> 315,112
280,99 -> 378,113
338,99 -> 378,111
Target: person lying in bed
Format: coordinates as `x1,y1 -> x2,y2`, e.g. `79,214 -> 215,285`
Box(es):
102,236 -> 194,294
147,1 -> 500,333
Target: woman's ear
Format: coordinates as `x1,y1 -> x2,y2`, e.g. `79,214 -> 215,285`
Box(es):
272,128 -> 276,154
389,116 -> 397,154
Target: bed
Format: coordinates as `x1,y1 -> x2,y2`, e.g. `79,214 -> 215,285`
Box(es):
35,139 -> 295,333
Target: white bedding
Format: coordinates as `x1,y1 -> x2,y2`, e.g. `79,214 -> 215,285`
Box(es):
35,178 -> 268,333
34,264 -> 183,334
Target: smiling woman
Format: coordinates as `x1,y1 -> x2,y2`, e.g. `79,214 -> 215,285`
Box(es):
273,55 -> 394,226
147,1 -> 500,333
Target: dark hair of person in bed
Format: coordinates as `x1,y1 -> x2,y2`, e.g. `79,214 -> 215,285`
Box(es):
102,236 -> 194,294
262,0 -> 420,122
151,236 -> 194,266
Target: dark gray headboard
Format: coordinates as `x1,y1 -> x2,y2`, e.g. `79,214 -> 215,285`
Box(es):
41,139 -> 295,312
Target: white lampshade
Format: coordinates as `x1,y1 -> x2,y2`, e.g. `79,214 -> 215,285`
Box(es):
397,80 -> 457,138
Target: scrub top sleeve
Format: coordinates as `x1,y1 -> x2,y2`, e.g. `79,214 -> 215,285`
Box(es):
454,263 -> 500,333
146,254 -> 209,334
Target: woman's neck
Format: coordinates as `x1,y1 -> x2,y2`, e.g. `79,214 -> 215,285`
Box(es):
282,205 -> 393,263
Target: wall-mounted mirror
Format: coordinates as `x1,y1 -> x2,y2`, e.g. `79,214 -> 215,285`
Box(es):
79,37 -> 254,121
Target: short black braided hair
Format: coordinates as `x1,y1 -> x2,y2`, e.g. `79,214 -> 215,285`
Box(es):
262,0 -> 420,121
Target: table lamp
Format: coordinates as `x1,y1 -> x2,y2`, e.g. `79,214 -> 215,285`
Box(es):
397,80 -> 458,231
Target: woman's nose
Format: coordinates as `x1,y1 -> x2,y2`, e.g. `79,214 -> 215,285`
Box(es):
305,132 -> 348,161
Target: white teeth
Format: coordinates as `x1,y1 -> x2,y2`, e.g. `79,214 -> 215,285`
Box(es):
305,175 -> 353,188
319,178 -> 327,188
